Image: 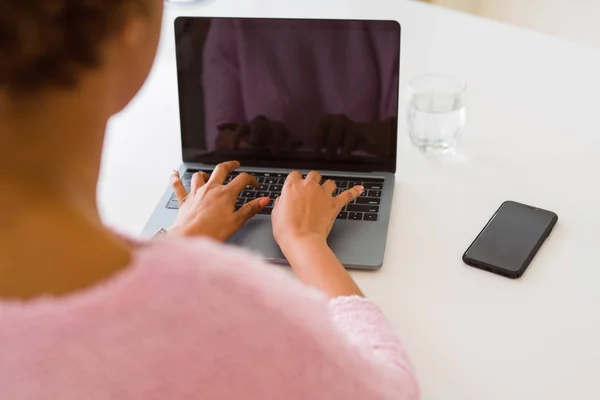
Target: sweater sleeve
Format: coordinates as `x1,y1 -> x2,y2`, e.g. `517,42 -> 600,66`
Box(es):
243,281 -> 421,400
329,296 -> 419,390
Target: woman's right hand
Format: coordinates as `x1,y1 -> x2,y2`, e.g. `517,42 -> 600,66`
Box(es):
271,171 -> 365,298
271,171 -> 364,250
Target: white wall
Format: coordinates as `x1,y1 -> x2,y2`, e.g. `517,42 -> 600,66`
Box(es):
430,0 -> 600,48
430,0 -> 481,13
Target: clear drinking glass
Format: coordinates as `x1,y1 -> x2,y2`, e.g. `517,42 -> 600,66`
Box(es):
407,74 -> 467,154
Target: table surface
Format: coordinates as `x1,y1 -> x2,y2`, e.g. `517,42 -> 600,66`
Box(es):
99,0 -> 600,398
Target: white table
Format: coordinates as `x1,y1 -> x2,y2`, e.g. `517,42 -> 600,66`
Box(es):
99,0 -> 600,398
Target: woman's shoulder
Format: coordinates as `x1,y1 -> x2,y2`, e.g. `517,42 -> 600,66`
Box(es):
0,235 -> 325,321
136,236 -> 294,286
1,236 -> 330,347
132,235 -> 327,310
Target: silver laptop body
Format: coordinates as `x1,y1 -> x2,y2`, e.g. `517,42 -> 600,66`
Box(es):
143,17 -> 401,270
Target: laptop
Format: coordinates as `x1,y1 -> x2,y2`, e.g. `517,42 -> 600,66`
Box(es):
142,17 -> 401,270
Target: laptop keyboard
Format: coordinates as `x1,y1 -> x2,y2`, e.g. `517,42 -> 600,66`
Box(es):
166,170 -> 384,222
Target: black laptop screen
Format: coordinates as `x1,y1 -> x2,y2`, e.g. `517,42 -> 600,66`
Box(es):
175,17 -> 400,173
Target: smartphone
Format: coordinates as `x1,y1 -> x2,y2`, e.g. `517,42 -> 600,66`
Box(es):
463,201 -> 558,279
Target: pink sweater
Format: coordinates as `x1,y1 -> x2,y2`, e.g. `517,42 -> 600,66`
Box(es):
0,237 -> 419,399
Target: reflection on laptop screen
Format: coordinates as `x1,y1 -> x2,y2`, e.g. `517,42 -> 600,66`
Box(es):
175,17 -> 400,173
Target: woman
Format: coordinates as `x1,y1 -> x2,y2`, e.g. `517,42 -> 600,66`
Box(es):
201,18 -> 399,157
0,1 -> 419,399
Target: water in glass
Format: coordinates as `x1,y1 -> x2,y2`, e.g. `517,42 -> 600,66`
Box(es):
407,75 -> 466,154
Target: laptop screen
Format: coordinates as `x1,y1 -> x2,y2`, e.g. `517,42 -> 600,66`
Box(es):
175,17 -> 400,173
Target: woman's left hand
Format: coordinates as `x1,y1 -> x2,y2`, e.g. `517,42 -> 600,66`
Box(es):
167,161 -> 270,241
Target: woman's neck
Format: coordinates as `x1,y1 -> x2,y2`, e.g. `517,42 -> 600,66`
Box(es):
0,88 -> 132,300
0,200 -> 132,300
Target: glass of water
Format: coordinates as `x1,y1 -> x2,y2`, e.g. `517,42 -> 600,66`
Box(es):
407,74 -> 467,154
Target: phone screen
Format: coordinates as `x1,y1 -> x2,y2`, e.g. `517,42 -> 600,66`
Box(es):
464,201 -> 558,277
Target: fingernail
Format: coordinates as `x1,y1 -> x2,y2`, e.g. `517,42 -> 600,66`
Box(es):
259,197 -> 270,207
172,170 -> 179,175
356,185 -> 364,194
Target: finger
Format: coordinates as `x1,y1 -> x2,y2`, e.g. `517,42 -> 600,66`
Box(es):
209,161 -> 240,184
313,115 -> 332,151
284,170 -> 302,187
322,179 -> 337,195
290,140 -> 304,151
326,116 -> 345,159
233,124 -> 251,149
336,185 -> 365,208
170,170 -> 188,202
237,197 -> 270,223
190,171 -> 207,193
248,119 -> 265,146
272,121 -> 290,153
340,129 -> 360,159
306,170 -> 322,183
228,172 -> 259,194
217,122 -> 238,131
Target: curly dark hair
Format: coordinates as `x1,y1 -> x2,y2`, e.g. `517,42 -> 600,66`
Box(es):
0,0 -> 143,96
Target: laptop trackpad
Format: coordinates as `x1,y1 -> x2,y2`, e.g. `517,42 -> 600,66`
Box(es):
227,215 -> 384,269
228,216 -> 285,262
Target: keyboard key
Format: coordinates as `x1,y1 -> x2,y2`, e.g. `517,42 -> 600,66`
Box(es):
356,197 -> 381,206
235,198 -> 247,206
347,204 -> 379,213
270,192 -> 281,199
166,199 -> 179,209
256,177 -> 265,184
364,183 -> 383,190
348,212 -> 363,221
367,178 -> 384,182
337,211 -> 348,220
241,190 -> 255,198
265,177 -> 279,184
269,185 -> 282,192
364,213 -> 378,222
259,207 -> 273,215
336,180 -> 349,189
369,190 -> 382,198
256,191 -> 270,198
360,190 -> 368,197
349,181 -> 363,187
258,184 -> 269,191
